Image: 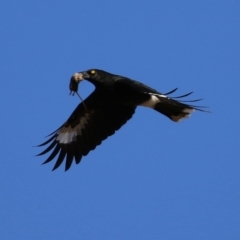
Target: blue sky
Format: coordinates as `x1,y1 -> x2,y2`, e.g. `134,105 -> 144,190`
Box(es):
1,1 -> 239,239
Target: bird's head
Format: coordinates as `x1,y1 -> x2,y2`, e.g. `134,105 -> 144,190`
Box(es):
69,69 -> 114,95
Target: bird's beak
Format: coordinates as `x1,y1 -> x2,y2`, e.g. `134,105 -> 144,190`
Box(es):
72,71 -> 91,82
80,71 -> 91,79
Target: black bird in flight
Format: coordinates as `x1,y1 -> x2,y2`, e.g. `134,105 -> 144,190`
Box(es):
37,69 -> 207,171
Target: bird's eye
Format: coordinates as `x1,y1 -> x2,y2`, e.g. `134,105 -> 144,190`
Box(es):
90,70 -> 96,75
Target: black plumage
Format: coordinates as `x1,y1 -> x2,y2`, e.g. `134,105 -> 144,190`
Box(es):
37,69 -> 207,171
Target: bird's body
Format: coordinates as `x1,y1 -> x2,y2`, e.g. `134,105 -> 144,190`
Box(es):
38,69 -> 207,171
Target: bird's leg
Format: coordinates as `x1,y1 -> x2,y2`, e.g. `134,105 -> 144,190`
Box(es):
76,92 -> 89,112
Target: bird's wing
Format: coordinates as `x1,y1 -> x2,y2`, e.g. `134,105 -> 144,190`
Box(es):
37,89 -> 136,171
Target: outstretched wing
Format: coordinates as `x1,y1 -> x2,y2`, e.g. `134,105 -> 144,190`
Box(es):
37,89 -> 136,171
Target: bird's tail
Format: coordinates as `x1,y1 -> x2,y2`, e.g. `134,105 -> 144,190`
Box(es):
153,99 -> 195,122
153,89 -> 208,122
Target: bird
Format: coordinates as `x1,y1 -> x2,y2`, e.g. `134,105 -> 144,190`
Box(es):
37,69 -> 207,171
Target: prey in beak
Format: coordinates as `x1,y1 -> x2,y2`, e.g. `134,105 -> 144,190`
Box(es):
69,72 -> 89,111
69,73 -> 84,95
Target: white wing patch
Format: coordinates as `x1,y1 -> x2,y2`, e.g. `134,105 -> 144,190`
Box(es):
56,130 -> 77,144
56,113 -> 91,144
